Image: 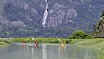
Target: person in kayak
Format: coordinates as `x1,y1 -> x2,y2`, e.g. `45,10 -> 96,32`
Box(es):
22,40 -> 26,48
34,40 -> 38,48
60,40 -> 66,48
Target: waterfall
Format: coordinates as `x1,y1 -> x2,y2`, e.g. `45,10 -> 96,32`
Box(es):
42,0 -> 48,27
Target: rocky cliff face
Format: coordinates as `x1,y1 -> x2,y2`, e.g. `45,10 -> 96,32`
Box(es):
0,0 -> 104,37
95,16 -> 104,38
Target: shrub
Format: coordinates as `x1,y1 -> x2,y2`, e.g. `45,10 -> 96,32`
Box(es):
69,30 -> 93,39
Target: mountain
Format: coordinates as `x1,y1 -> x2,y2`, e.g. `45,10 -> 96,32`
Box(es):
0,0 -> 104,38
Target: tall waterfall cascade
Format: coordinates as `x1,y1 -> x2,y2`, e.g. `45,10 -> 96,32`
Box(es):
42,0 -> 48,27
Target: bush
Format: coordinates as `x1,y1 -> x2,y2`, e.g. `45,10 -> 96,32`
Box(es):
69,30 -> 93,39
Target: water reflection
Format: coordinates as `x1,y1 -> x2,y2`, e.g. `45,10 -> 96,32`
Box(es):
0,44 -> 100,59
42,44 -> 47,59
32,47 -> 34,59
58,46 -> 68,59
68,45 -> 98,59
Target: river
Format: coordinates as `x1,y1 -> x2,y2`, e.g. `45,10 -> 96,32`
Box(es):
0,43 -> 99,59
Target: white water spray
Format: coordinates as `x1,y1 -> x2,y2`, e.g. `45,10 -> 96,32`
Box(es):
42,0 -> 48,27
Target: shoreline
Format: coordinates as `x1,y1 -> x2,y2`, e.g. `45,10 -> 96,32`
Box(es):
0,42 -> 9,47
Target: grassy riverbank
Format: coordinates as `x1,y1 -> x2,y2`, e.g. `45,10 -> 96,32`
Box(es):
11,38 -> 104,45
0,39 -> 10,47
11,38 -> 72,43
70,38 -> 104,59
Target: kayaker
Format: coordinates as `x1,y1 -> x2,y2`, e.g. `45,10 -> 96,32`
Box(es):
34,40 -> 38,48
22,41 -> 26,47
60,40 -> 66,48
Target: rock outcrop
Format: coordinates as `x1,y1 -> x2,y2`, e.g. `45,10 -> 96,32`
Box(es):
95,16 -> 104,38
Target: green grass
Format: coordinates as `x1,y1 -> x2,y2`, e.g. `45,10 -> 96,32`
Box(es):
69,38 -> 104,59
0,39 -> 10,47
0,42 -> 9,47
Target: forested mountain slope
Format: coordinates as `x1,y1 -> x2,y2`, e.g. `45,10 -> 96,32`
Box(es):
0,0 -> 104,38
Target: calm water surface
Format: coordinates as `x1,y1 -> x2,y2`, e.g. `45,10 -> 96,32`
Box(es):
0,43 -> 99,59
